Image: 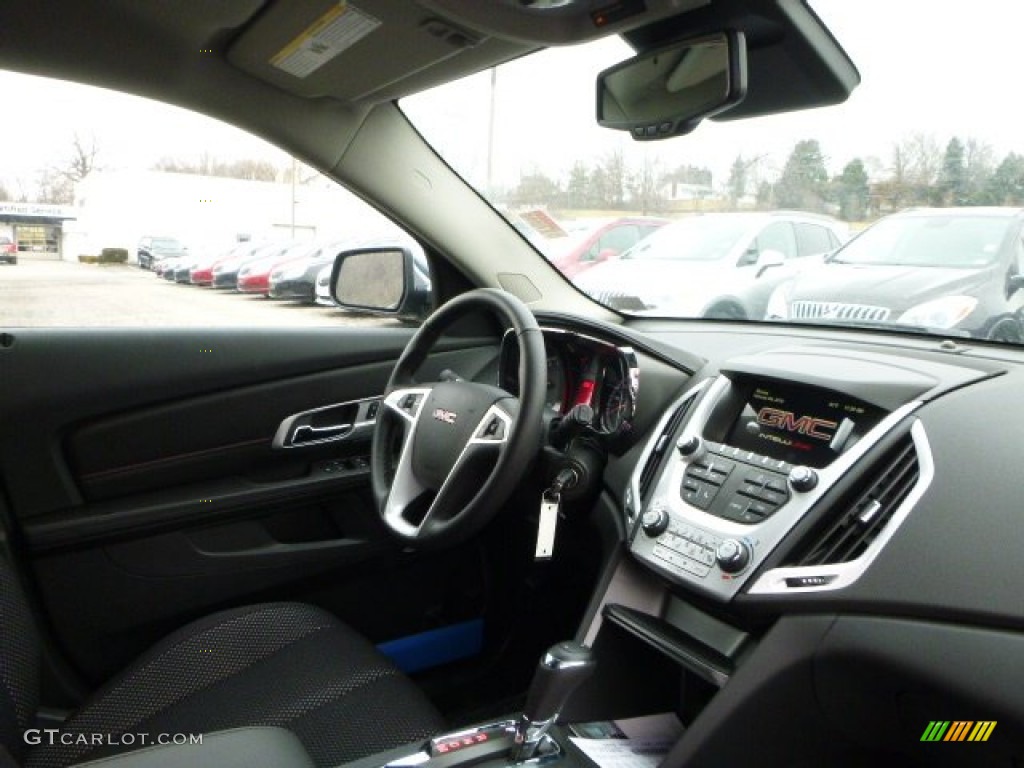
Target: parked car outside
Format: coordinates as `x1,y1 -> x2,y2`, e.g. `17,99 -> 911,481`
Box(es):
548,217 -> 666,278
137,236 -> 187,270
190,242 -> 261,286
158,255 -> 186,280
183,250 -> 225,285
314,263 -> 333,307
236,242 -> 320,295
766,207 -> 1024,341
0,236 -> 16,265
168,248 -> 218,283
211,242 -> 292,289
574,211 -> 847,319
269,239 -> 354,303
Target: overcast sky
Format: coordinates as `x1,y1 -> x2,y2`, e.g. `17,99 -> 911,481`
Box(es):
1,0 -> 1022,199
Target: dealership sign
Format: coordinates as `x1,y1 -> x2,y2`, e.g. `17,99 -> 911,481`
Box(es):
0,202 -> 76,219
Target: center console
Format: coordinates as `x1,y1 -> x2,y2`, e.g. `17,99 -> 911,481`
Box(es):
623,349 -> 948,601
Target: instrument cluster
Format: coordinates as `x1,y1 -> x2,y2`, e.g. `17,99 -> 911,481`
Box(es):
499,328 -> 638,438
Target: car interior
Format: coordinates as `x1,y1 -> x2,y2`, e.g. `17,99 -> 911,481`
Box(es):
1,1 -> 1023,768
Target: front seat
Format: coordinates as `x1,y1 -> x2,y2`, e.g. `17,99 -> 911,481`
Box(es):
0,555 -> 445,768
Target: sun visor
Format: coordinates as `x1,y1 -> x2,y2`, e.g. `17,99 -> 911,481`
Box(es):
227,0 -> 530,104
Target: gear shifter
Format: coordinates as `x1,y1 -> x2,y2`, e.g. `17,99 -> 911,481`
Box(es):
513,641 -> 596,761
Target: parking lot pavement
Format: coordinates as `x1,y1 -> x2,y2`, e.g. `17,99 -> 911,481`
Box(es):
0,259 -> 396,328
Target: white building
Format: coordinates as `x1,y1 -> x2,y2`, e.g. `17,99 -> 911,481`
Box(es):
63,169 -> 399,262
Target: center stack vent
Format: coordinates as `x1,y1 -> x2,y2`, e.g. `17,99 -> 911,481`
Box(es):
637,395 -> 695,504
784,432 -> 920,567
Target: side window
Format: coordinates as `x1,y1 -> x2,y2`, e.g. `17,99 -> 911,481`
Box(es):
795,223 -> 835,257
599,225 -> 640,255
754,222 -> 797,260
580,241 -> 601,263
0,74 -> 431,328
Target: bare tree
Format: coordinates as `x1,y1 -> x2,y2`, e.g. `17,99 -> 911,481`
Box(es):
58,133 -> 99,185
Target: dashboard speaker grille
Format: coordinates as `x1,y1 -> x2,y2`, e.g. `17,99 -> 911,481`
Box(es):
638,396 -> 694,503
786,433 -> 919,566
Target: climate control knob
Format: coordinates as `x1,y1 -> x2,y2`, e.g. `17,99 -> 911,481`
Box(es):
641,506 -> 670,537
716,539 -> 751,574
788,465 -> 819,492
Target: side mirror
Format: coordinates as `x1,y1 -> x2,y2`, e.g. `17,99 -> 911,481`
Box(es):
755,250 -> 785,278
1008,273 -> 1024,294
596,31 -> 747,141
597,248 -> 617,262
331,247 -> 409,313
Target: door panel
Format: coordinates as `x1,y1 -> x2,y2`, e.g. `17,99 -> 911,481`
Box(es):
0,326 -> 502,689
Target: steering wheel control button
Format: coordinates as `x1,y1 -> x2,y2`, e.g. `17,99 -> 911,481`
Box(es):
789,465 -> 819,492
480,415 -> 506,440
641,506 -> 670,537
716,539 -> 751,574
676,435 -> 703,458
399,393 -> 423,415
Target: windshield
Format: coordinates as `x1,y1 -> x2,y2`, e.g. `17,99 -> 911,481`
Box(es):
831,214 -> 1014,268
402,0 -> 1024,344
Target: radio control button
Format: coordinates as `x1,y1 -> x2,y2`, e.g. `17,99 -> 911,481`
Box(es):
716,539 -> 751,574
641,507 -> 670,537
789,465 -> 819,492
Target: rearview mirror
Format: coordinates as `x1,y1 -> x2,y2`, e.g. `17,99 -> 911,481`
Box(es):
331,248 -> 408,312
597,31 -> 747,141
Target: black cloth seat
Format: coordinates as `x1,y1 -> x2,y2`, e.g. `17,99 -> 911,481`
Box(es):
1,554 -> 443,768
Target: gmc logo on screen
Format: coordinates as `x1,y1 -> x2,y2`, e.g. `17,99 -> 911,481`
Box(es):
757,408 -> 837,442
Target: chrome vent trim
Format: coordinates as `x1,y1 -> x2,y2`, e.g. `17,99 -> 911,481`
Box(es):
790,301 -> 891,322
747,419 -> 933,594
638,399 -> 694,502
625,380 -> 709,525
788,434 -> 919,566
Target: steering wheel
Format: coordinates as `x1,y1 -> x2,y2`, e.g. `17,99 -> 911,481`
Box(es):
371,288 -> 546,547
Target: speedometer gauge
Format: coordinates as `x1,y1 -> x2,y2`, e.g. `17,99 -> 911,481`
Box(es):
600,383 -> 631,433
597,357 -> 634,435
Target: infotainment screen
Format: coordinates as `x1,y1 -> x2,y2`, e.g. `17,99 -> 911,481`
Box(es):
724,381 -> 887,468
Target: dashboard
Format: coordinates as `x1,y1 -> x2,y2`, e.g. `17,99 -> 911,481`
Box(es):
520,313 -> 1024,763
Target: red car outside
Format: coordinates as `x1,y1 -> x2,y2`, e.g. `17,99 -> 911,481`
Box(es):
236,242 -> 319,294
549,217 -> 666,278
190,243 -> 262,286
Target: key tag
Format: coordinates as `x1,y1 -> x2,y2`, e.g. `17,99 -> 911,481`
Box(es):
535,490 -> 560,560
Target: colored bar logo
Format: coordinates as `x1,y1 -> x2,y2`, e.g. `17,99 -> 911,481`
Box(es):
920,721 -> 996,742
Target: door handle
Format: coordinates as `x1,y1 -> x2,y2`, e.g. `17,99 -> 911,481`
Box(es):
272,397 -> 382,449
290,423 -> 352,445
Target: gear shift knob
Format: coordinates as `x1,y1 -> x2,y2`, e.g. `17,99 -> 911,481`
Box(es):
514,641 -> 596,760
524,641 -> 596,723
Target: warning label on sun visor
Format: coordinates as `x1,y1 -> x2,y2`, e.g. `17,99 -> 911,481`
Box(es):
270,2 -> 381,78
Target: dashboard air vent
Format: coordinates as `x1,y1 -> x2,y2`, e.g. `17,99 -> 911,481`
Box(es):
638,396 -> 694,503
786,433 -> 919,566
